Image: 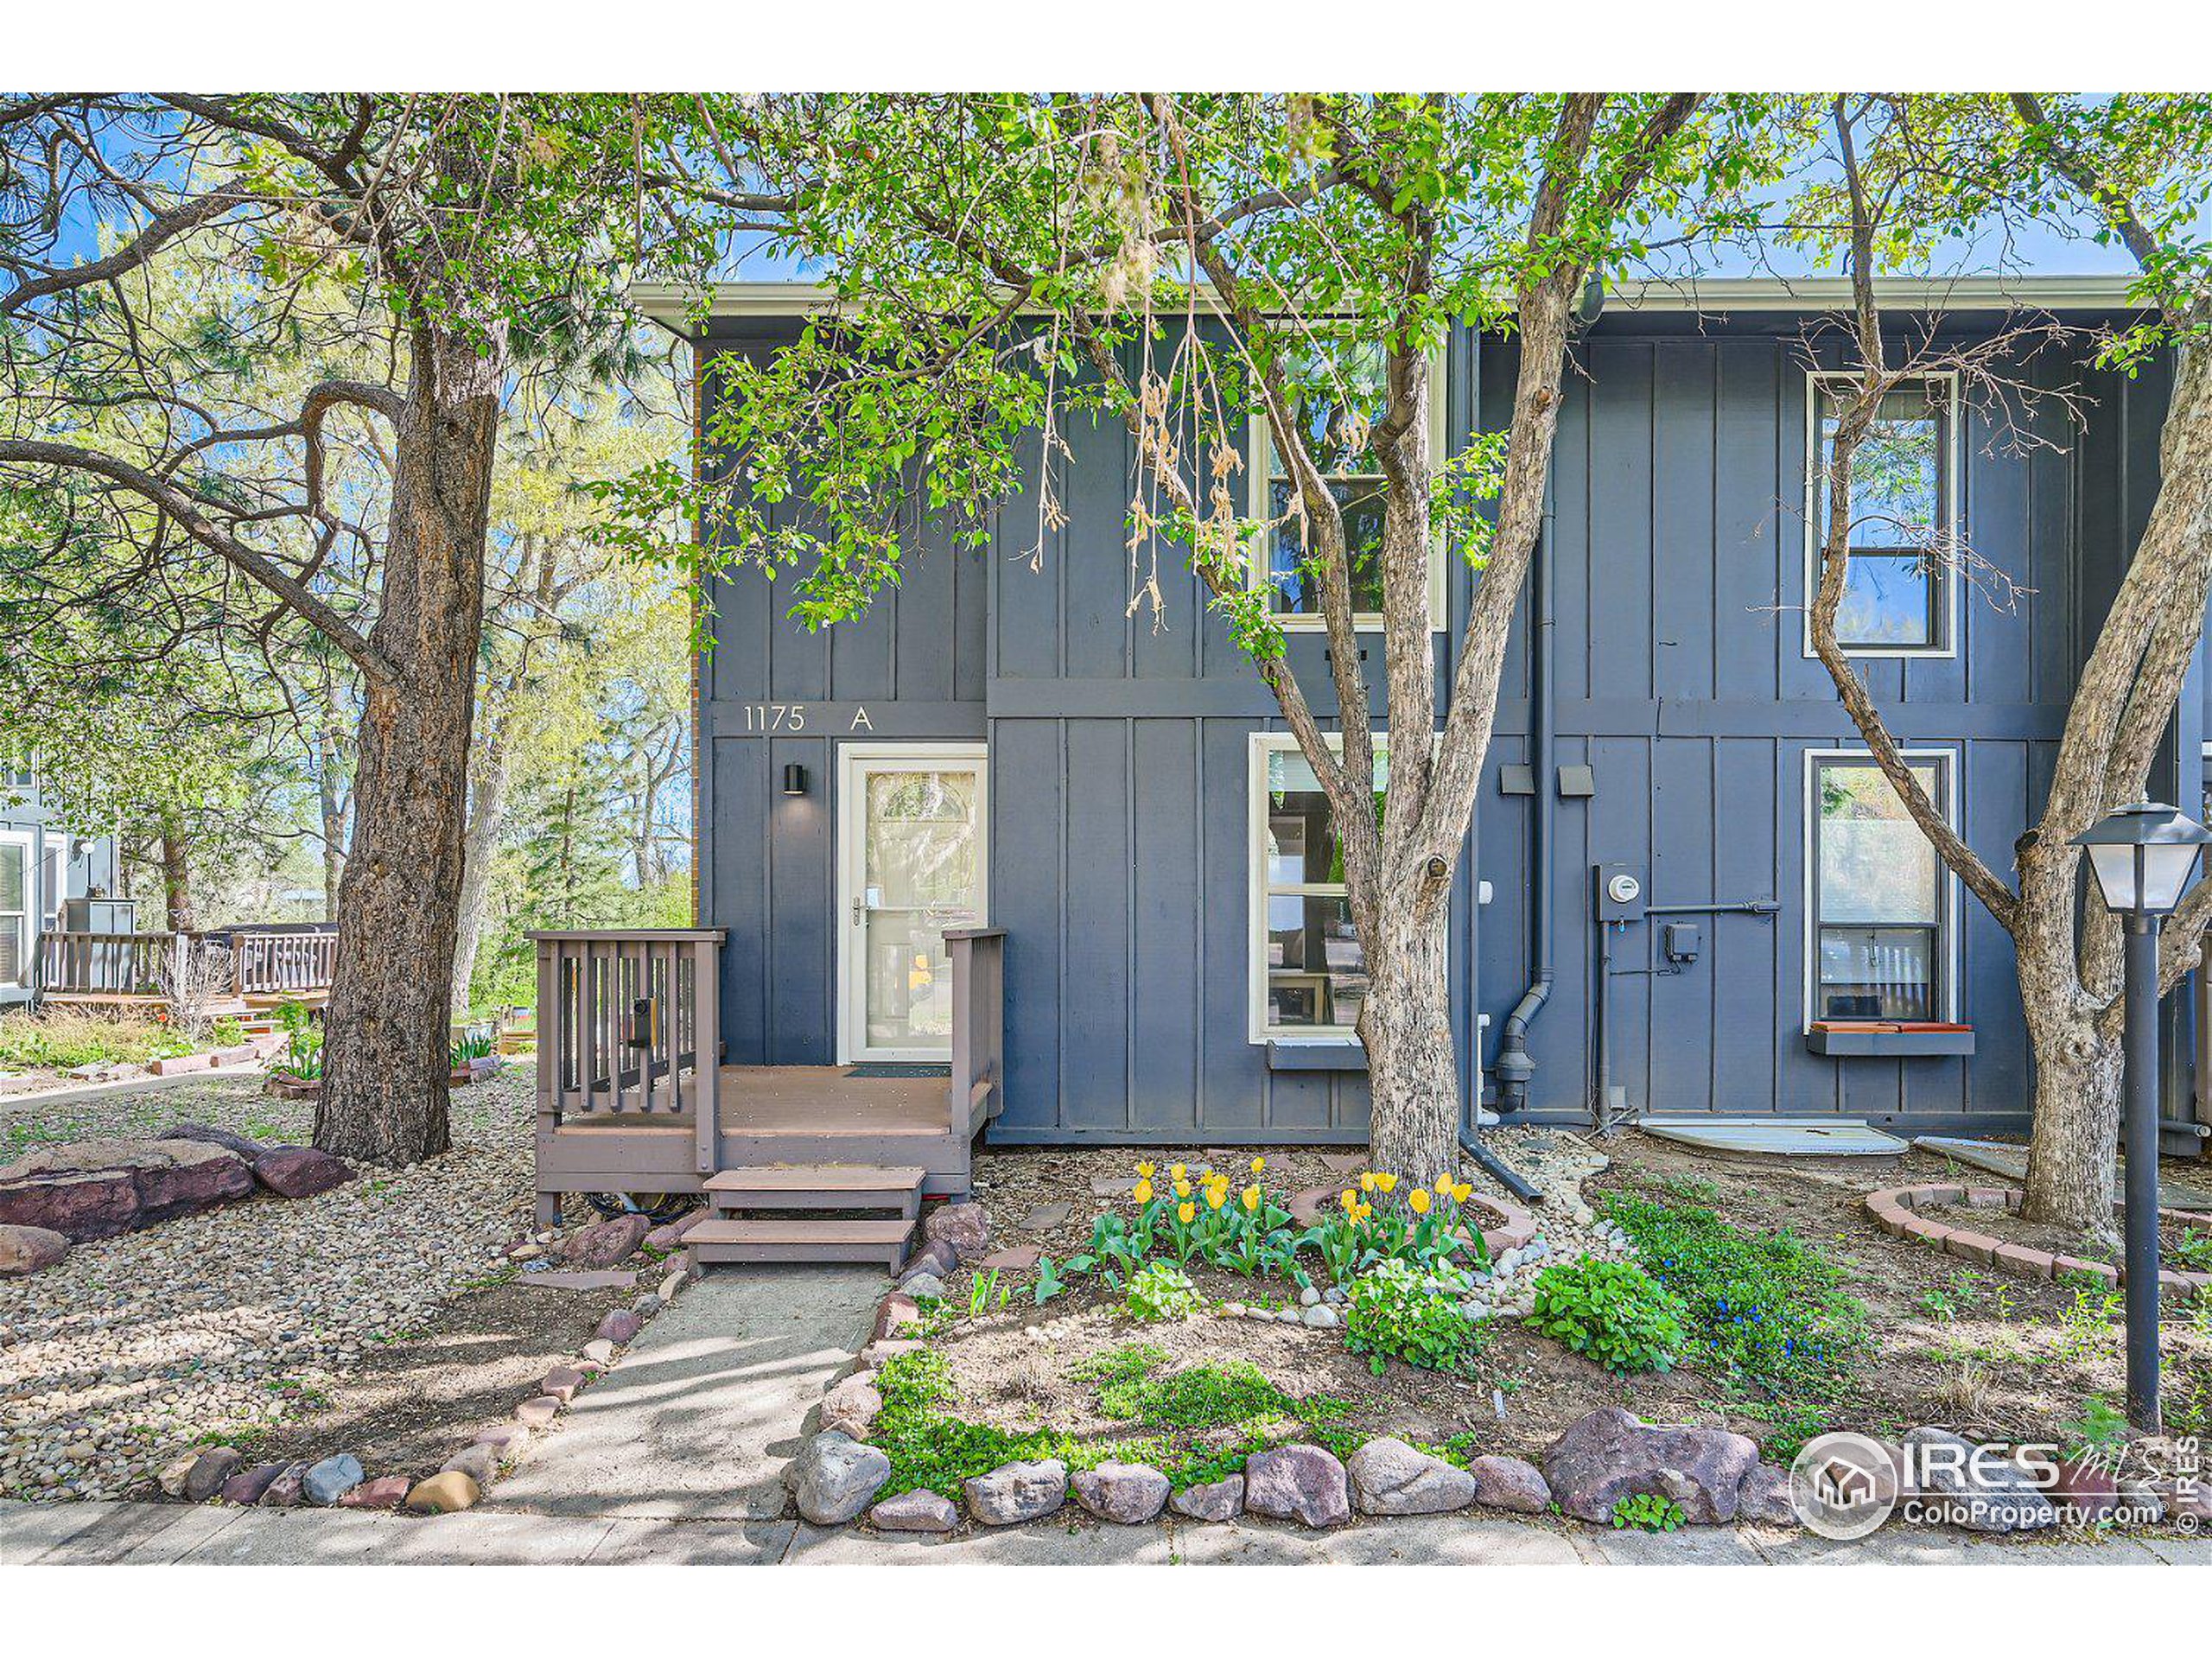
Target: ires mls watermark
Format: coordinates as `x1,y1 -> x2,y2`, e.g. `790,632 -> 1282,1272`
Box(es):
1788,1431 -> 2203,1541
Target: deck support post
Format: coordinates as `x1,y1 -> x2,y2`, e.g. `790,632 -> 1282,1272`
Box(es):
693,935 -> 721,1178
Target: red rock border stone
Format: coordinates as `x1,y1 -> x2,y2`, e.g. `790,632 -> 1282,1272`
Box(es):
1865,1183 -> 2212,1299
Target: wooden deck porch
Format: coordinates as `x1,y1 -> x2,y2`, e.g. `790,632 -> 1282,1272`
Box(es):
528,927 -> 1007,1268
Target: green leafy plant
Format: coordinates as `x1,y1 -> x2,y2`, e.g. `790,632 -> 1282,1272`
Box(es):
2060,1395 -> 2128,1458
1032,1255 -> 1071,1305
1601,1193 -> 1864,1397
1122,1261 -> 1203,1323
967,1268 -> 1009,1318
2171,1230 -> 2212,1272
1344,1259 -> 1486,1376
1611,1491 -> 1685,1532
271,1022 -> 324,1082
1527,1256 -> 1687,1374
449,1026 -> 498,1067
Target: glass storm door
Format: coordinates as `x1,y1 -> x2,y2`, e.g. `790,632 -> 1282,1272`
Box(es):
838,744 -> 988,1063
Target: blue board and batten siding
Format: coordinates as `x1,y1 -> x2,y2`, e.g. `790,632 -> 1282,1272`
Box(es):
696,308 -> 2188,1142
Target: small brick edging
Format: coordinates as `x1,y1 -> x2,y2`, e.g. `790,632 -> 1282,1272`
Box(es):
156,1226 -> 696,1515
1866,1183 -> 2212,1299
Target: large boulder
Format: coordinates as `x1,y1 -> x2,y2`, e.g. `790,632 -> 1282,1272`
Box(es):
1541,1406 -> 1761,1526
922,1201 -> 991,1266
1902,1427 -> 2058,1534
0,1136 -> 257,1237
1243,1444 -> 1351,1529
559,1213 -> 652,1269
963,1458 -> 1067,1526
251,1147 -> 356,1199
1346,1437 -> 1478,1516
134,1140 -> 256,1220
787,1431 -> 891,1525
0,1224 -> 69,1276
1466,1454 -> 1552,1515
0,1169 -> 140,1239
1735,1464 -> 1799,1527
1072,1460 -> 1171,1524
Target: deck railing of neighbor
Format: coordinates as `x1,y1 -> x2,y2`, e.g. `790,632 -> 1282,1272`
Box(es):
36,929 -> 340,1002
530,929 -> 726,1175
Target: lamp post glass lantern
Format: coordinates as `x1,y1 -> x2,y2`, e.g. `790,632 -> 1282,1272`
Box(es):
2070,800 -> 2212,1432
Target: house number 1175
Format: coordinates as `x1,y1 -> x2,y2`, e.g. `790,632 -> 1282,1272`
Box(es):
741,702 -> 807,731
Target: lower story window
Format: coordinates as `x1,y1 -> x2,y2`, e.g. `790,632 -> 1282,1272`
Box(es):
1808,751 -> 1955,1025
1250,734 -> 1385,1039
0,836 -> 26,988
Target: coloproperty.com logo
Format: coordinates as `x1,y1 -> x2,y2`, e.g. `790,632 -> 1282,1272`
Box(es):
1788,1430 -> 2201,1541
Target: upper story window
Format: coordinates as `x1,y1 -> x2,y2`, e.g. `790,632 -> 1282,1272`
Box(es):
1805,373 -> 1959,658
1249,345 -> 1448,632
1249,733 -> 1386,1040
1806,749 -> 1957,1027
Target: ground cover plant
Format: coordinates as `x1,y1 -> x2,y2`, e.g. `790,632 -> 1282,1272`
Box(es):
1598,1192 -> 1866,1454
0,1010 -> 196,1072
1526,1257 -> 1687,1375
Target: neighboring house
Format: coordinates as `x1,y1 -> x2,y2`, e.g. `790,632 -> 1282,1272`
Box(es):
530,274 -> 2202,1247
0,765 -> 123,1009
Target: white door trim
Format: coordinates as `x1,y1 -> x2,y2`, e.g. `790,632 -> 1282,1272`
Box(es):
836,741 -> 989,1065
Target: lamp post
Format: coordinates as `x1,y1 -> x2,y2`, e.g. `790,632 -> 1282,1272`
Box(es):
2071,800 -> 2212,1433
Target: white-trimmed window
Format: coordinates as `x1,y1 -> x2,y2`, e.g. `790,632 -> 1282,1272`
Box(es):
1803,372 -> 1960,658
1804,749 -> 1960,1027
1249,733 -> 1387,1041
0,833 -> 29,988
1247,345 -> 1449,631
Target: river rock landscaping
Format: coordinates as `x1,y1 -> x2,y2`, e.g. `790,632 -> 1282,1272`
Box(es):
0,1066 -> 677,1503
772,1132 -> 2212,1542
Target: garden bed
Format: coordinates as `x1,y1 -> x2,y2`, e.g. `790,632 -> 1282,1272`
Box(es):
804,1129 -> 2212,1536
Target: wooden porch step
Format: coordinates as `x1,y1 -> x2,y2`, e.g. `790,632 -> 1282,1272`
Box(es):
686,1217 -> 916,1269
704,1163 -> 925,1217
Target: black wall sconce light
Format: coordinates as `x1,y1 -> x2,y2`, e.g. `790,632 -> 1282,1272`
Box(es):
781,763 -> 809,797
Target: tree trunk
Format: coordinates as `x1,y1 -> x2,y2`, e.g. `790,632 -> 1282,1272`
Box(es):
314,324 -> 501,1165
449,737 -> 512,1014
158,817 -> 197,933
1357,890 -> 1462,1184
318,720 -> 349,920
2021,999 -> 2124,1236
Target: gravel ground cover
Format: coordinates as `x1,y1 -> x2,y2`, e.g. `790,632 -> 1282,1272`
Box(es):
0,1071 -> 539,1501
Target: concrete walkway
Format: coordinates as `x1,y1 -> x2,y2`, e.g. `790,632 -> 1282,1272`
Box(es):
10,1497 -> 2209,1565
487,1265 -> 885,1522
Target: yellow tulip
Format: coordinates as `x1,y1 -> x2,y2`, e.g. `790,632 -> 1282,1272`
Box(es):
1452,1181 -> 1474,1205
1135,1160 -> 1156,1179
1374,1172 -> 1398,1194
1242,1185 -> 1262,1211
1170,1163 -> 1187,1181
1359,1172 -> 1377,1194
1177,1201 -> 1196,1224
1250,1155 -> 1267,1174
1408,1187 -> 1432,1216
1174,1179 -> 1192,1199
1205,1186 -> 1225,1211
1435,1173 -> 1454,1196
1133,1179 -> 1154,1204
1352,1200 -> 1373,1223
1339,1189 -> 1359,1214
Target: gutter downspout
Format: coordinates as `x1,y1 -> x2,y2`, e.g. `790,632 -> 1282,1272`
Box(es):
1491,463 -> 1556,1116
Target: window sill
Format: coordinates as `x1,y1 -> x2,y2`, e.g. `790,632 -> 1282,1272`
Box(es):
1806,1023 -> 1975,1058
1265,1040 -> 1367,1072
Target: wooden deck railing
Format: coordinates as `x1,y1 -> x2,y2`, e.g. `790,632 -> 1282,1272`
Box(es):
528,929 -> 726,1174
232,930 -> 339,996
37,928 -> 339,1001
946,926 -> 1007,1128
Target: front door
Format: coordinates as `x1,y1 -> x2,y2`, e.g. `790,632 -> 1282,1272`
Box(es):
837,743 -> 988,1063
